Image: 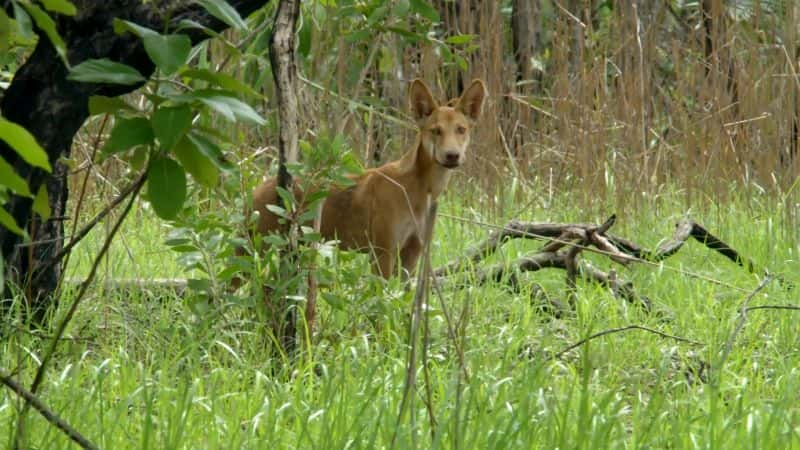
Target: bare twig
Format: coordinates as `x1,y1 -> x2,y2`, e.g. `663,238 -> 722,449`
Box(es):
38,172 -> 148,275
553,325 -> 705,360
15,174 -> 144,446
745,305 -> 800,313
716,275 -> 774,379
392,202 -> 438,449
0,369 -> 98,450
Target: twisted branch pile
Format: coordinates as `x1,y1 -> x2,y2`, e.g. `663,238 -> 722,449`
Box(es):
433,215 -> 780,313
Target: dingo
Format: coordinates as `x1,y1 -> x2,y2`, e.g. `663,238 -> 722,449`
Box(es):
250,78 -> 486,278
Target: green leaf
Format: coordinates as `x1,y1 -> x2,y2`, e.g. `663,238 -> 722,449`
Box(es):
33,184 -> 50,220
11,3 -> 34,40
103,116 -> 154,154
409,0 -> 439,22
0,206 -> 25,236
112,19 -> 154,38
445,34 -> 475,45
0,10 -> 10,52
174,135 -> 219,187
321,292 -> 347,311
21,3 -> 69,66
0,156 -> 32,197
0,117 -> 51,171
152,105 -> 193,152
175,89 -> 265,125
142,33 -> 191,75
180,68 -> 261,98
68,58 -> 146,85
130,147 -> 148,171
345,29 -> 371,43
195,0 -> 248,31
88,96 -> 136,116
186,131 -> 233,171
39,0 -> 77,16
297,20 -> 311,58
0,254 -> 4,291
147,157 -> 187,220
386,26 -> 424,43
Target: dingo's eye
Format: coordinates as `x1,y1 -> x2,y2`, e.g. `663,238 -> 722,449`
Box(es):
456,125 -> 467,135
431,127 -> 442,136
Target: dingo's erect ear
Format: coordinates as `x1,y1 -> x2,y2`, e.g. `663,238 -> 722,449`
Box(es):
457,79 -> 487,121
409,79 -> 438,121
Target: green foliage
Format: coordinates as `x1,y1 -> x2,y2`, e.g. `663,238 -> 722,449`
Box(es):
67,58 -> 147,85
32,184 -> 50,221
147,156 -> 187,220
152,105 -> 193,152
0,117 -> 52,171
0,156 -> 32,197
195,0 -> 249,31
8,187 -> 800,449
18,0 -> 72,65
102,116 -> 155,154
0,116 -> 51,243
114,19 -> 191,76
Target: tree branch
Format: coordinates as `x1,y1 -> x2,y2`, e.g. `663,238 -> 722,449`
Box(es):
0,369 -> 98,450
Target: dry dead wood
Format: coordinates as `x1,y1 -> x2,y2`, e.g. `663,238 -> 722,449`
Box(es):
434,215 -> 780,311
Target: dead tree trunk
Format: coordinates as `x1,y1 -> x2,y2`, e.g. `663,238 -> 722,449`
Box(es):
0,0 -> 270,325
269,0 -> 302,355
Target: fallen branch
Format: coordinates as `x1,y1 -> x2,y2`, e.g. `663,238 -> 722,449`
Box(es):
552,325 -> 705,360
434,214 -> 784,312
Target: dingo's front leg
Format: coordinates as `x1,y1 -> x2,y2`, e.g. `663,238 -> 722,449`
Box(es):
399,235 -> 423,279
373,243 -> 396,279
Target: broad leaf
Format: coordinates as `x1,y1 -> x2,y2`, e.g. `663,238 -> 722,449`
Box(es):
180,69 -> 261,98
103,116 -> 154,154
142,33 -> 191,75
175,89 -> 265,125
0,206 -> 25,236
174,135 -> 219,187
68,58 -> 146,85
0,156 -> 32,197
409,0 -> 439,22
11,3 -> 34,40
0,10 -> 10,52
147,157 -> 187,220
445,34 -> 476,45
22,3 -> 68,65
186,131 -> 233,171
113,19 -> 154,38
195,0 -> 248,31
152,105 -> 193,152
33,185 -> 51,220
0,118 -> 51,171
40,0 -> 76,15
88,96 -> 136,116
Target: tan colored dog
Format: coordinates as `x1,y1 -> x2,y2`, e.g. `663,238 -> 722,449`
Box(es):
251,78 -> 486,278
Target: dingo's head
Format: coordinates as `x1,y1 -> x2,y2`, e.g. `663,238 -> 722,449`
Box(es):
409,79 -> 487,169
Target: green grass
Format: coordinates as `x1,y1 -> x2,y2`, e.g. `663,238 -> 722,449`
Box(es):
2,184 -> 799,449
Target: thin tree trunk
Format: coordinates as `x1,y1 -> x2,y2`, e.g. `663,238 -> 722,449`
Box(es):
512,0 -> 539,93
269,0 -> 301,355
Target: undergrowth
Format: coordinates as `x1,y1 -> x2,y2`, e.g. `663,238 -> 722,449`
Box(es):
2,182 -> 799,449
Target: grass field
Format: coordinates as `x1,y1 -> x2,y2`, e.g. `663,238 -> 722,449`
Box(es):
2,183 -> 799,449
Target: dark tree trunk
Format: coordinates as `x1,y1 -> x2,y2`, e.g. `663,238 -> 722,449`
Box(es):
0,0 -> 270,324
